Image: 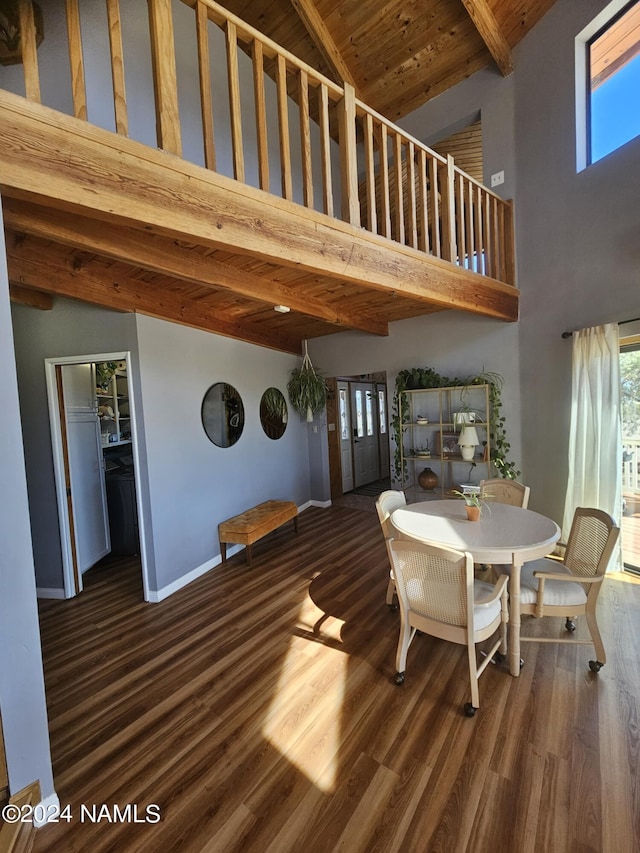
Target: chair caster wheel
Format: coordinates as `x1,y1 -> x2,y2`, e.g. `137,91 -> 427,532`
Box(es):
388,603 -> 399,612
520,659 -> 524,669
493,652 -> 506,663
589,660 -> 604,673
394,671 -> 405,685
565,619 -> 576,632
464,703 -> 477,717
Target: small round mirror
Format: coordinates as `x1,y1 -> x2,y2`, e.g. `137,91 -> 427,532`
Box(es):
201,382 -> 245,447
260,387 -> 288,440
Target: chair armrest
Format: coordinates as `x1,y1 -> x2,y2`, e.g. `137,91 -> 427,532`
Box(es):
532,570 -> 604,584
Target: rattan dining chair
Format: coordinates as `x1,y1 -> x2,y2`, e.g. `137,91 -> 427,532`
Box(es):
479,478 -> 530,508
375,490 -> 406,609
388,538 -> 509,716
519,507 -> 619,671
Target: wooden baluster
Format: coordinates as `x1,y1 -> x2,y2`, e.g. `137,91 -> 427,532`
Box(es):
483,192 -> 493,278
406,141 -> 417,249
378,123 -> 391,239
148,0 -> 181,156
497,201 -> 506,282
455,171 -> 465,266
504,199 -> 516,285
338,82 -> 360,226
392,133 -> 404,244
474,185 -> 484,274
196,1 -> 216,171
440,155 -> 456,263
252,40 -> 269,192
298,69 -> 313,209
276,54 -> 292,201
363,113 -> 377,234
18,0 -> 40,103
318,84 -> 333,217
418,149 -> 429,253
465,178 -> 474,272
65,0 -> 87,120
225,21 -> 244,182
106,0 -> 128,136
428,155 -> 440,257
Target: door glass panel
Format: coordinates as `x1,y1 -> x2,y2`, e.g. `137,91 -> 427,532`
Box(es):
339,389 -> 349,440
365,390 -> 374,436
378,390 -> 387,433
355,390 -> 364,437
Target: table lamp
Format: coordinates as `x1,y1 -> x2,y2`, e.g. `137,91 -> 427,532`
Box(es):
458,426 -> 479,461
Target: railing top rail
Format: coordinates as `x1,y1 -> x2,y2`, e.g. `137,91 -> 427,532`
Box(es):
354,97 -> 447,167
180,0 -> 344,99
451,162 -> 507,202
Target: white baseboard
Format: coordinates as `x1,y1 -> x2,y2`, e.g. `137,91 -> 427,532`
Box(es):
147,544 -> 244,603
33,792 -> 61,827
36,587 -> 66,600
147,502 -> 332,602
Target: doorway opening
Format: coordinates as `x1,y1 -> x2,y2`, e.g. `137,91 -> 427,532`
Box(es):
326,373 -> 390,499
620,334 -> 640,573
45,351 -> 149,600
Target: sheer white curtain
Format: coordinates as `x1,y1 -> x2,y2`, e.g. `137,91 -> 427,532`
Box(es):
562,324 -> 622,559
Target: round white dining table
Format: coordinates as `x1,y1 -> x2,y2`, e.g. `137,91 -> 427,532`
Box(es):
391,500 -> 561,676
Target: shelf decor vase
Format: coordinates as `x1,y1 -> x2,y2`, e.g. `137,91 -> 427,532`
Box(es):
418,467 -> 438,491
465,504 -> 481,522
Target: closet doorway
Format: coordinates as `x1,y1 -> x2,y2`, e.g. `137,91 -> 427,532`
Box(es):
45,351 -> 149,600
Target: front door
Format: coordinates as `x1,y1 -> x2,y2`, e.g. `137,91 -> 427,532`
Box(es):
350,382 -> 380,488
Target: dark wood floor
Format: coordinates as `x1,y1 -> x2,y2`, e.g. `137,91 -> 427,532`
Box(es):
33,504 -> 640,852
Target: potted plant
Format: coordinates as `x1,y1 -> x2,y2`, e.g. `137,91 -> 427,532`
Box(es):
451,489 -> 487,522
287,341 -> 327,422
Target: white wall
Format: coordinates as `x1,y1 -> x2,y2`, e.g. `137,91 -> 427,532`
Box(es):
514,0 -> 640,523
135,314 -> 311,592
11,300 -> 140,590
0,200 -> 54,800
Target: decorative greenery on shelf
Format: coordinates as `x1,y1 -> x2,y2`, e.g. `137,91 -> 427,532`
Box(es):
287,341 -> 327,422
95,361 -> 117,391
391,367 -> 520,483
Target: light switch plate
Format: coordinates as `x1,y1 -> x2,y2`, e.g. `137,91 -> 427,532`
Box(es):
491,170 -> 504,187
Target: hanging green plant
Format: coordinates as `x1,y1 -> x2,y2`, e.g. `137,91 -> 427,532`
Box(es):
287,341 -> 327,422
392,366 -> 520,482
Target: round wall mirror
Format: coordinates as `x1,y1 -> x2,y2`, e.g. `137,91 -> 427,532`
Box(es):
260,387 -> 288,440
201,382 -> 245,447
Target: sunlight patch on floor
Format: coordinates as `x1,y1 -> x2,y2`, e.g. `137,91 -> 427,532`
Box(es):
262,594 -> 347,792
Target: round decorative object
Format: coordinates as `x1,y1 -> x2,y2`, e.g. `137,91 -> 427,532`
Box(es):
260,387 -> 288,440
201,382 -> 245,447
418,467 -> 438,491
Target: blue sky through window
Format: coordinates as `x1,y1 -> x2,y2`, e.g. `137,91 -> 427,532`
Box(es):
590,41 -> 640,163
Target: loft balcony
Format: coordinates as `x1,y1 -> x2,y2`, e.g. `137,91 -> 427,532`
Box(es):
0,0 -> 518,354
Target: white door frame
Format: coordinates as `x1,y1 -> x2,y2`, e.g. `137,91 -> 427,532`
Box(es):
45,351 -> 150,601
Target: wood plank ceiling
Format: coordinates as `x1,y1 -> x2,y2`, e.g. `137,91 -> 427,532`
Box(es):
221,0 -> 558,120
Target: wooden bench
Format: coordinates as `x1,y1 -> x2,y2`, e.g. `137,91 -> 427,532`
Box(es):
218,500 -> 298,566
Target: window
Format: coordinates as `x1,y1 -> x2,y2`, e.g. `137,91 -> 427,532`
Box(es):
583,0 -> 640,166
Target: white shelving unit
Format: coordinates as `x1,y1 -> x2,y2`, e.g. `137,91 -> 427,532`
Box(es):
96,362 -> 131,449
399,383 -> 492,499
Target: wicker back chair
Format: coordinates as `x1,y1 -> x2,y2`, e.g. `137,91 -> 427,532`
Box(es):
479,478 -> 530,508
375,490 -> 406,609
519,507 -> 619,671
389,538 -> 509,716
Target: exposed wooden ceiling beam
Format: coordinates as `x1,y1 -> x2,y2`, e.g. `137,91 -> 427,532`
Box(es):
9,282 -> 53,310
289,0 -> 359,92
460,0 -> 513,77
2,199 -> 388,337
0,89 -> 518,322
5,236 -> 302,354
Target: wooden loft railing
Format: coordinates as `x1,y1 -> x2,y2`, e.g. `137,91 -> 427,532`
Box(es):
7,0 -> 515,287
